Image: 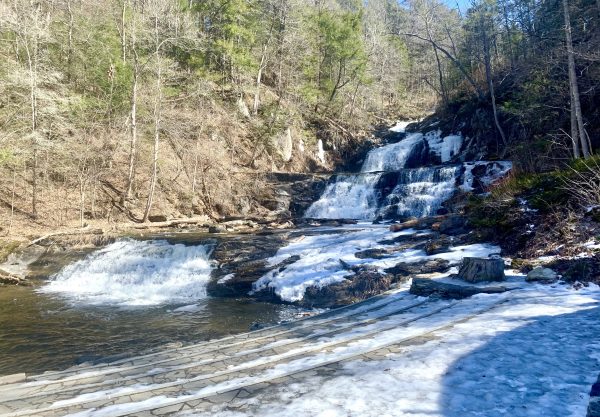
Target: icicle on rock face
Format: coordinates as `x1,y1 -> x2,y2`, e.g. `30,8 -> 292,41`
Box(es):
39,240 -> 214,306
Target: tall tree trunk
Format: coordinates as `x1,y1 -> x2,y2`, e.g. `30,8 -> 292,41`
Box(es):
482,23 -> 507,149
426,20 -> 447,106
571,95 -> 581,158
9,169 -> 16,235
123,52 -> 138,203
253,44 -> 267,115
120,0 -> 127,61
66,0 -> 74,81
563,0 -> 591,158
143,17 -> 162,223
24,16 -> 39,219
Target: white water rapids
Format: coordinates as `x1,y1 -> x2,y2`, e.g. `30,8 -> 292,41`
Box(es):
40,240 -> 214,306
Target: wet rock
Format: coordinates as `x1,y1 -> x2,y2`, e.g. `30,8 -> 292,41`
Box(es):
526,266 -> 558,283
249,322 -> 268,331
438,215 -> 468,235
208,225 -> 226,234
410,278 -> 508,299
148,215 -> 168,223
421,236 -> 454,255
0,271 -> 30,286
389,216 -> 444,232
355,248 -> 393,259
385,259 -> 450,279
301,270 -> 393,308
206,233 -> 289,298
403,138 -> 430,168
457,257 -> 505,282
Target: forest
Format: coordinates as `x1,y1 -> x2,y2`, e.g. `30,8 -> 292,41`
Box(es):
0,0 -> 598,232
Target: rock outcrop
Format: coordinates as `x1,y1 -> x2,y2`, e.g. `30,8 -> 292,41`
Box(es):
301,266 -> 393,308
457,257 -> 505,282
526,266 -> 558,283
410,278 -> 508,299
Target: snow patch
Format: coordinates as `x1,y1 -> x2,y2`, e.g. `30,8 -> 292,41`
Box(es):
389,120 -> 414,133
425,130 -> 463,163
252,224 -> 500,302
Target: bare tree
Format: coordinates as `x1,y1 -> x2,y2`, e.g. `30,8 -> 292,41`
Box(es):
563,0 -> 590,159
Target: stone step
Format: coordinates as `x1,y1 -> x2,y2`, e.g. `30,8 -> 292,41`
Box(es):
0,297 -> 427,406
0,297 -> 432,411
0,288 -> 407,389
2,296 -> 508,417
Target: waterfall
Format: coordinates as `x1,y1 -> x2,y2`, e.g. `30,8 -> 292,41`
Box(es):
381,166 -> 461,218
39,240 -> 214,306
305,130 -> 465,220
304,173 -> 383,220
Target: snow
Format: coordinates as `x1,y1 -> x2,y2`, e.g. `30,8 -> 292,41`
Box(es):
252,224 -> 500,302
583,240 -> 600,250
389,120 -> 414,133
425,130 -> 464,163
38,240 -> 214,306
66,281 -> 600,417
217,274 -> 235,284
317,139 -> 326,163
460,161 -> 513,192
179,282 -> 600,417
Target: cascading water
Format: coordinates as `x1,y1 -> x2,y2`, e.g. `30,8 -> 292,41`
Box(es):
305,130 -> 466,220
39,239 -> 214,306
381,166 -> 461,218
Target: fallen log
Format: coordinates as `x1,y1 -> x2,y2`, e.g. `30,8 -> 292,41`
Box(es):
28,227 -> 104,246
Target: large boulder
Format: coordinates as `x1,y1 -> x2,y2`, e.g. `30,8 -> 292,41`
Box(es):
526,266 -> 558,283
410,278 -> 507,299
385,259 -> 450,279
438,215 -> 468,235
301,268 -> 393,308
457,257 -> 505,283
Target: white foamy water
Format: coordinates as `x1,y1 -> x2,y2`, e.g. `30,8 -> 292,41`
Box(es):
39,240 -> 214,306
303,173 -> 382,219
387,166 -> 461,218
362,133 -> 423,173
305,130 -> 467,220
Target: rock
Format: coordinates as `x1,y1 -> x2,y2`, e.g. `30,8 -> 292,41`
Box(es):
588,374 -> 600,417
422,236 -> 453,255
273,127 -> 293,162
0,271 -> 30,286
301,270 -> 393,308
438,215 -> 467,235
249,322 -> 268,331
354,248 -> 392,259
148,215 -> 168,223
389,216 -> 443,232
526,266 -> 558,283
208,225 -> 226,234
237,96 -> 250,118
409,278 -> 508,299
385,259 -> 450,279
457,257 -> 505,282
